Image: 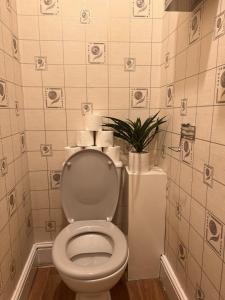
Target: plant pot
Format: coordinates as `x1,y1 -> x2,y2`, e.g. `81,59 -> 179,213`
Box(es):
128,152 -> 150,174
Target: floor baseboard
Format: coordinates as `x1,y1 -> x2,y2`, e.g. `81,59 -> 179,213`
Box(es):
160,255 -> 188,300
11,242 -> 53,300
11,244 -> 187,300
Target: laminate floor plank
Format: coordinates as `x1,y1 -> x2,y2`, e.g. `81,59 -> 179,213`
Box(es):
28,268 -> 50,300
111,279 -> 130,300
139,279 -> 167,300
127,280 -> 144,300
29,267 -> 168,300
42,267 -> 74,300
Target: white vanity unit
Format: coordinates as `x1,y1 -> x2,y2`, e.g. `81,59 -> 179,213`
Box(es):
125,167 -> 167,280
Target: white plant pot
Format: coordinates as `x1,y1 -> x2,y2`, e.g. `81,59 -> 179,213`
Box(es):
128,152 -> 150,174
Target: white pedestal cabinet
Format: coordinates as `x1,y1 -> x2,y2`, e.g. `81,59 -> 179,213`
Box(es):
125,167 -> 167,280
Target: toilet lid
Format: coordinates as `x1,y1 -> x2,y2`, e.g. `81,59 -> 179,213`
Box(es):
61,150 -> 120,222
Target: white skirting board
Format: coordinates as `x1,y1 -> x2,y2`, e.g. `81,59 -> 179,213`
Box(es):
160,255 -> 188,300
11,243 -> 187,300
11,242 -> 53,300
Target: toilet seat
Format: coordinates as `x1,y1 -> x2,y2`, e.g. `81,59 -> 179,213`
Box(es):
61,150 -> 120,223
52,220 -> 128,281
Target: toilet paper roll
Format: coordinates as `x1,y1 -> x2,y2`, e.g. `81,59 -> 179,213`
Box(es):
84,114 -> 102,131
64,146 -> 82,160
85,146 -> 102,151
76,131 -> 94,147
103,146 -> 120,162
95,131 -> 114,147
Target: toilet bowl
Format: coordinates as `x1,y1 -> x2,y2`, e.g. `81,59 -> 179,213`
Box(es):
52,150 -> 128,300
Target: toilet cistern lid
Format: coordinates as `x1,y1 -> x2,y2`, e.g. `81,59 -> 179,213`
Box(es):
61,149 -> 120,222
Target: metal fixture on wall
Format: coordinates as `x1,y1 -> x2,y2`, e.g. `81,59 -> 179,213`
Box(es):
165,0 -> 202,11
168,123 -> 196,152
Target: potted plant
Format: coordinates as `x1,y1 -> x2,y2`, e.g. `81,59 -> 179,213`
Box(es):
104,111 -> 166,173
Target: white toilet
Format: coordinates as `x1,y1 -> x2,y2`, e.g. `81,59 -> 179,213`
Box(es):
52,150 -> 129,300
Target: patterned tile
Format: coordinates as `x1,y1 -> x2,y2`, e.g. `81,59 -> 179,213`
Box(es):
203,164 -> 214,187
0,157 -> 8,176
189,9 -> 201,44
165,52 -> 169,68
216,64 -> 225,103
81,103 -> 93,115
7,189 -> 16,217
177,240 -> 187,269
20,132 -> 26,153
180,99 -> 188,116
88,43 -> 105,64
40,0 -> 59,15
45,88 -> 64,108
195,285 -> 205,300
50,171 -> 62,189
80,9 -> 90,24
35,56 -> 47,71
214,11 -> 225,39
181,139 -> 193,165
206,212 -> 224,257
166,85 -> 174,107
40,144 -> 52,156
176,201 -> 182,220
131,88 -> 148,108
133,0 -> 150,18
45,220 -> 56,232
124,58 -> 136,71
0,80 -> 8,107
15,101 -> 20,116
12,36 -> 19,60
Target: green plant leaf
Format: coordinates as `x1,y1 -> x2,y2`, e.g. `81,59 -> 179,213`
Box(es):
103,112 -> 167,153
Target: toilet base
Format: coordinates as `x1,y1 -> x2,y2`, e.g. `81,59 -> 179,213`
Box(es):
76,291 -> 111,300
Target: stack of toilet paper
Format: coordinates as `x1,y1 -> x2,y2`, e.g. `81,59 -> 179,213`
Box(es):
64,113 -> 121,164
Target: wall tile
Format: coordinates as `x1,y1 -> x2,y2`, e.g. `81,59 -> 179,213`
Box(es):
39,16 -> 62,40
18,16 -> 39,40
190,198 -> 205,237
189,226 -> 204,263
211,106 -> 225,145
87,65 -> 108,88
203,242 -> 223,290
110,18 -> 130,42
200,33 -> 218,72
196,106 -> 213,140
198,69 -> 216,106
201,272 -> 219,300
207,180 -> 225,222
187,253 -> 201,288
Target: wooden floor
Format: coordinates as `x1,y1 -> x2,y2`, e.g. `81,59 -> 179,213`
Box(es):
28,267 -> 168,300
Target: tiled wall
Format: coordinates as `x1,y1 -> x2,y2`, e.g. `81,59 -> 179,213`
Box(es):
0,0 -> 33,298
17,0 -> 163,241
5,0 -> 225,298
161,0 -> 225,299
